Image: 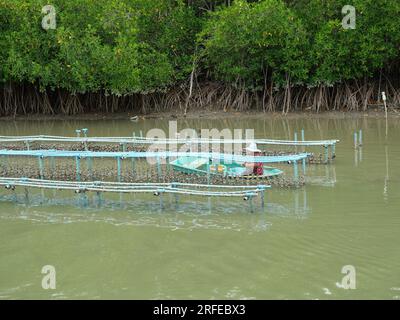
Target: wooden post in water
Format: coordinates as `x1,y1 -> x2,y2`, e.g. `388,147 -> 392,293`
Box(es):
382,91 -> 388,138
294,132 -> 298,153
359,129 -> 363,146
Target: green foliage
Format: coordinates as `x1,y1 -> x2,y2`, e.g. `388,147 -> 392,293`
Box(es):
0,0 -> 199,94
201,0 -> 309,89
290,0 -> 400,85
1,0 -> 400,94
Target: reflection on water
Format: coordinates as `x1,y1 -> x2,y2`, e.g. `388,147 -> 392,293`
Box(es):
0,188 -> 310,232
0,115 -> 400,299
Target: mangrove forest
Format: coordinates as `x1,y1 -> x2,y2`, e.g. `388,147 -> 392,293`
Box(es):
0,0 -> 400,115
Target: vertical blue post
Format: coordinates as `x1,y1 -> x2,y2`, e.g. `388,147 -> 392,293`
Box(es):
359,129 -> 363,146
82,128 -> 88,138
87,156 -> 93,179
171,182 -> 179,207
294,190 -> 299,215
96,191 -> 102,207
158,189 -> 164,210
324,145 -> 329,163
0,155 -> 5,171
81,191 -> 88,208
293,160 -> 298,185
131,156 -> 135,177
12,187 -> 17,203
25,140 -> 30,151
50,156 -> 56,172
24,187 -> 29,204
294,132 -> 298,153
354,147 -> 358,167
82,128 -> 88,151
300,129 -> 306,173
247,193 -> 254,214
156,155 -> 162,181
166,156 -> 170,174
207,156 -> 211,185
301,129 -> 306,169
117,156 -> 122,182
332,143 -> 336,159
76,156 -> 81,181
258,185 -> 266,209
131,134 -> 136,177
38,155 -> 44,179
354,132 -> 358,149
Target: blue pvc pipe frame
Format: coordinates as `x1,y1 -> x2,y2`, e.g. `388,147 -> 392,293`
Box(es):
0,149 -> 311,164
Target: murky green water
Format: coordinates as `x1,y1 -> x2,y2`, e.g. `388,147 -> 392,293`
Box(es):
0,114 -> 399,299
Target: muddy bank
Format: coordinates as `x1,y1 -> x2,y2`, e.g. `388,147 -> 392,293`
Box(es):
1,109 -> 399,122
